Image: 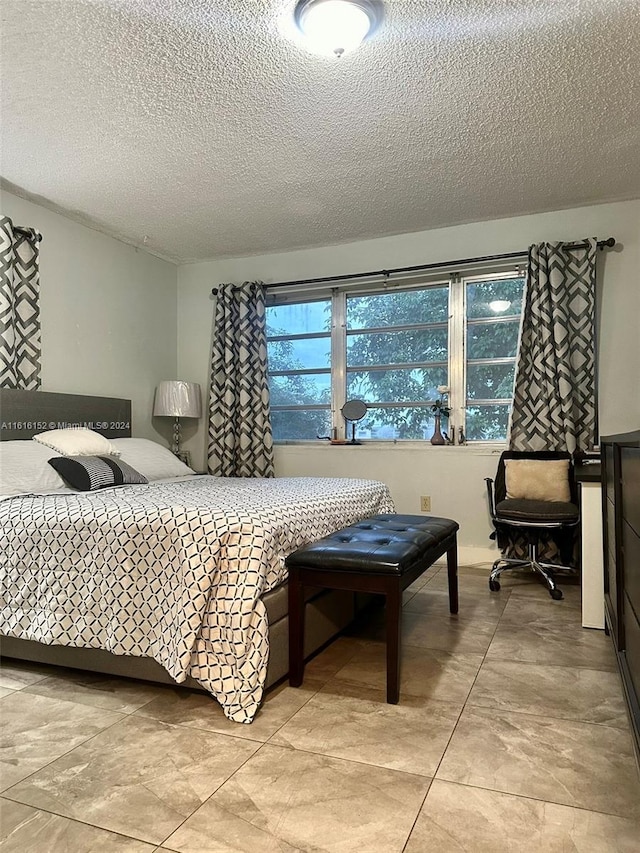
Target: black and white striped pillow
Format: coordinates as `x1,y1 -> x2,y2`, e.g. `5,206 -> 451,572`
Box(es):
48,456 -> 148,491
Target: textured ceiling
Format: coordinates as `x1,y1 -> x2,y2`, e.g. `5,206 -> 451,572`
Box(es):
1,0 -> 639,262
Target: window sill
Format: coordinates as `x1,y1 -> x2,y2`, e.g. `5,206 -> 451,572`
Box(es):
274,440 -> 505,454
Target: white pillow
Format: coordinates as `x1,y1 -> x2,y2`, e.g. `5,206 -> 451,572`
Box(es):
0,440 -> 68,496
33,427 -> 121,457
110,438 -> 194,480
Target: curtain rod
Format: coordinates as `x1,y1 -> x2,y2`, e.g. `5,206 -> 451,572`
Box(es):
261,237 -> 616,291
13,225 -> 43,242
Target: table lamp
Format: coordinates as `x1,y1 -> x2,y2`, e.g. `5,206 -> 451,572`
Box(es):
153,380 -> 202,456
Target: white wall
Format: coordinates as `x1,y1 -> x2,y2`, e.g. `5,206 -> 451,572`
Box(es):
1,191 -> 178,441
275,444 -> 500,564
178,199 -> 640,556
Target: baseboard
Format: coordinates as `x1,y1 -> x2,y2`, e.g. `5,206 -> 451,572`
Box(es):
434,544 -> 497,567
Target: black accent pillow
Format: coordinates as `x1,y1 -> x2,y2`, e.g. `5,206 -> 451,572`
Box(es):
48,456 -> 148,491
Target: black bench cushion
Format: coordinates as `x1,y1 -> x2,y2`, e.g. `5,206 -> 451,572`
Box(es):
285,514 -> 459,576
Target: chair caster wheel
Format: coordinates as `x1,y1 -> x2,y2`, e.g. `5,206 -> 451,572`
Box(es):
550,588 -> 563,600
489,579 -> 500,592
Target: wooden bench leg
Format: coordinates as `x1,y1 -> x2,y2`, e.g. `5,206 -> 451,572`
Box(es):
288,567 -> 305,687
386,581 -> 402,704
447,538 -> 459,614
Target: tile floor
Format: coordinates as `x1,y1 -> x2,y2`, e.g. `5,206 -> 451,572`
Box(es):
1,565 -> 640,852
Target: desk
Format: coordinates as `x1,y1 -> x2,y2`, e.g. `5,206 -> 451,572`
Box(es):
575,461 -> 604,629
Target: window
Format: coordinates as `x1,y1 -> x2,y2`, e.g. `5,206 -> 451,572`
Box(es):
463,276 -> 525,441
266,267 -> 525,443
266,300 -> 332,440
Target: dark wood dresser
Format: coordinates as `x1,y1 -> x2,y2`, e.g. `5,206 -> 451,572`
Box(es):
601,430 -> 640,763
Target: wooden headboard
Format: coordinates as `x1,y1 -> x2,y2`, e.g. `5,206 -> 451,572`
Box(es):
0,389 -> 132,440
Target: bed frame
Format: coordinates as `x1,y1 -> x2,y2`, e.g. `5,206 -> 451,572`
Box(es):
0,389 -> 358,694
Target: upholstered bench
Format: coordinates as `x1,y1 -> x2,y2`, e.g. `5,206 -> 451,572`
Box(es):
286,513 -> 459,704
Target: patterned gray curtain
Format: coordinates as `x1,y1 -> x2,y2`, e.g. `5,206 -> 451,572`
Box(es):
0,216 -> 42,389
207,281 -> 275,477
509,239 -> 597,453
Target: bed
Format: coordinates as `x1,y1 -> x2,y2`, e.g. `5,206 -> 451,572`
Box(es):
0,389 -> 394,723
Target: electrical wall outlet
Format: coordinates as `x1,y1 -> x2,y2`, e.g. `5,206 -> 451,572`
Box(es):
420,495 -> 431,512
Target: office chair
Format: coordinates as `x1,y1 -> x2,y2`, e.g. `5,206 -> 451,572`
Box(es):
485,450 -> 579,600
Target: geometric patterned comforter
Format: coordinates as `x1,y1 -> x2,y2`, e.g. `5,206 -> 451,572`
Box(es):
0,475 -> 394,723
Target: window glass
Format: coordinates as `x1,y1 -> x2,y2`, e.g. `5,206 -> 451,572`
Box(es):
355,407 -> 436,441
347,328 -> 448,366
344,287 -> 449,440
465,405 -> 512,441
347,368 -> 447,404
466,278 -> 524,319
266,301 -> 332,438
267,338 -> 330,370
271,409 -> 332,441
466,321 -> 520,360
464,275 -> 524,441
466,364 -> 517,400
269,373 -> 331,407
347,287 -> 448,329
267,301 -> 330,336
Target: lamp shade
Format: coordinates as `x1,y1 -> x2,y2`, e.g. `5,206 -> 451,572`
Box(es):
153,381 -> 202,418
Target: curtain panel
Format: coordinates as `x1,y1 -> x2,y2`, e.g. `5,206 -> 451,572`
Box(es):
207,281 -> 275,478
0,216 -> 42,390
509,239 -> 598,454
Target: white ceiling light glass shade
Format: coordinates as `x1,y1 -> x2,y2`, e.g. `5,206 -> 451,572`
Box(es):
294,0 -> 382,58
489,300 -> 512,313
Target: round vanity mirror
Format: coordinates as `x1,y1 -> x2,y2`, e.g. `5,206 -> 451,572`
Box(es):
341,399 -> 367,444
341,399 -> 367,422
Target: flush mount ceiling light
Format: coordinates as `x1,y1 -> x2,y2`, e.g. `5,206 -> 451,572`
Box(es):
294,0 -> 382,58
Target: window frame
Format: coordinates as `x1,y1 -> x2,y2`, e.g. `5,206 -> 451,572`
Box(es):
266,296 -> 333,438
456,270 -> 526,443
266,263 -> 525,444
341,281 -> 450,439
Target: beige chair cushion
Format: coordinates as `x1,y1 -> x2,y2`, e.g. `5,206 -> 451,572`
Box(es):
505,459 -> 571,503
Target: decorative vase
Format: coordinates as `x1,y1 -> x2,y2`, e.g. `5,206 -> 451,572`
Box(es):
430,414 -> 446,445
